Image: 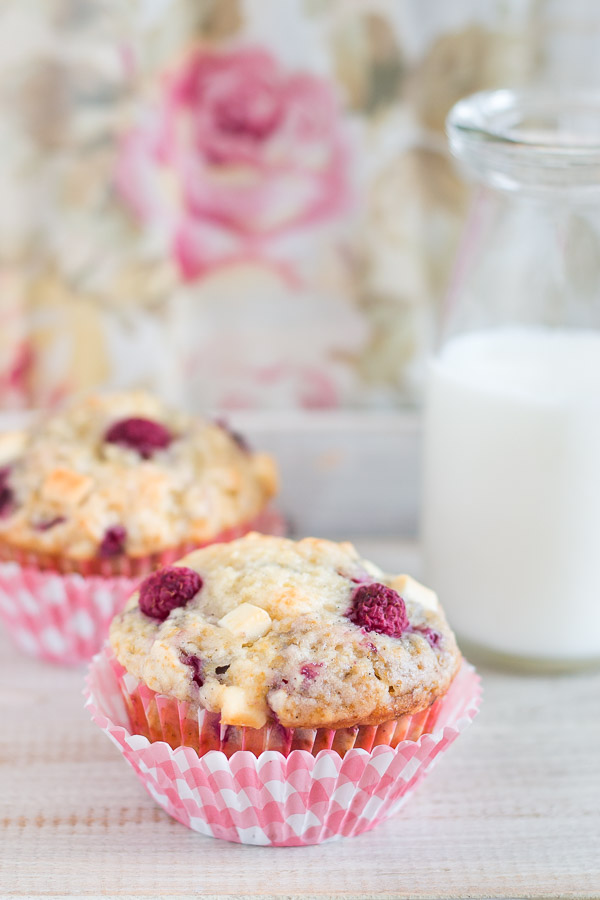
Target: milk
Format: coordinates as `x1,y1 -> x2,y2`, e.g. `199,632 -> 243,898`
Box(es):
422,327 -> 600,663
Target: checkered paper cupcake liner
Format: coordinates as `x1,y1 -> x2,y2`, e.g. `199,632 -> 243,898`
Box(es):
85,650 -> 481,846
0,508 -> 284,665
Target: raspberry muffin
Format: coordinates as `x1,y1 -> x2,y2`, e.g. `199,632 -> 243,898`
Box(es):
109,533 -> 461,756
0,392 -> 279,663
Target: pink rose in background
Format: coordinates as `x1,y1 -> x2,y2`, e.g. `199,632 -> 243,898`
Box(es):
117,47 -> 351,280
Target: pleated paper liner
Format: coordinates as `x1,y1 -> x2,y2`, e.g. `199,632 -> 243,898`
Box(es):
0,507 -> 284,664
85,646 -> 481,846
115,654 -> 444,758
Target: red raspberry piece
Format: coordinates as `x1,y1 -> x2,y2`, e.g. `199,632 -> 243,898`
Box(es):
99,525 -> 127,558
34,516 -> 66,531
346,582 -> 409,639
413,626 -> 442,648
139,566 -> 202,621
361,639 -> 378,653
300,663 -> 322,681
0,467 -> 14,518
215,418 -> 250,452
181,653 -> 204,687
104,417 -> 172,459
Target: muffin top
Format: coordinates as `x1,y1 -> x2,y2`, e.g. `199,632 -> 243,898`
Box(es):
0,392 -> 277,561
110,534 -> 461,730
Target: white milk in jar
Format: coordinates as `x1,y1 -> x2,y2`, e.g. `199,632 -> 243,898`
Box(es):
422,327 -> 600,665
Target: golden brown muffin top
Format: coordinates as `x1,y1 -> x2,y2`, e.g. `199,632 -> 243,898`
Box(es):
0,392 -> 277,561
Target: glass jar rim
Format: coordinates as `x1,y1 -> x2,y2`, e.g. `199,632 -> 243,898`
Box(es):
447,89 -> 600,194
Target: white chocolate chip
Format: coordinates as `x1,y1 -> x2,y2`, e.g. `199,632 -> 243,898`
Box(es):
218,603 -> 272,642
394,575 -> 439,612
41,467 -> 93,506
220,685 -> 268,728
0,431 -> 26,466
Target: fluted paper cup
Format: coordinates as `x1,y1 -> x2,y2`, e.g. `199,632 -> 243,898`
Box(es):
0,508 -> 284,665
85,649 -> 481,846
111,653 -> 446,757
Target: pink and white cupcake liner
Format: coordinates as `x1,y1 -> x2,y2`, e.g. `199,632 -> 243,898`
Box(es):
0,508 -> 285,665
0,565 -> 139,665
85,649 -> 481,846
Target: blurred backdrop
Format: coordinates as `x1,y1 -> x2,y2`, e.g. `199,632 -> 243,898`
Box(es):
0,0 -> 594,413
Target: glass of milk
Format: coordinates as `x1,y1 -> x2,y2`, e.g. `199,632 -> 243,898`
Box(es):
422,90 -> 600,670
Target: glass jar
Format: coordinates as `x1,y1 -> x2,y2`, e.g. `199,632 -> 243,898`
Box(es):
422,89 -> 600,671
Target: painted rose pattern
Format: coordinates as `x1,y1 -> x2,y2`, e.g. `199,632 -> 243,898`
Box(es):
117,46 -> 351,281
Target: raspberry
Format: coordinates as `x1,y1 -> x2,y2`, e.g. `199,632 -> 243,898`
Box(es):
215,418 -> 250,453
413,626 -> 442,648
104,417 -> 172,459
34,516 -> 66,531
300,663 -> 322,681
99,525 -> 127,558
361,639 -> 378,653
0,467 -> 14,518
182,653 -> 204,687
139,566 -> 202,621
346,583 -> 409,639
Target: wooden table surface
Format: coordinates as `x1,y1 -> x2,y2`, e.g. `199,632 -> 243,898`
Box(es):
1,540 -> 599,900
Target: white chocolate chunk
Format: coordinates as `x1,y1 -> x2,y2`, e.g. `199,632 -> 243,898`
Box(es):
41,467 -> 93,506
0,431 -> 26,466
218,603 -> 271,642
393,574 -> 439,612
220,685 -> 268,728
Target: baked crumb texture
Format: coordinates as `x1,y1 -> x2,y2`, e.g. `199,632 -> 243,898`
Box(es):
110,534 -> 461,730
0,392 -> 277,561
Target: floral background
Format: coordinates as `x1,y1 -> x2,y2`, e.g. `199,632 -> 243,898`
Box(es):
0,0 -> 579,412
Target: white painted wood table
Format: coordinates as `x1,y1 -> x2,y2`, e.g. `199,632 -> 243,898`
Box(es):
0,540 -> 599,899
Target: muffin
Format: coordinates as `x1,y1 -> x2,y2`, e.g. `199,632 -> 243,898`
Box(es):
88,534 -> 479,846
109,533 -> 461,755
0,392 -> 279,663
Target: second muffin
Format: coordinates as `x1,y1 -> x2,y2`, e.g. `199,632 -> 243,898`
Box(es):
0,391 -> 278,573
0,392 -> 278,662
